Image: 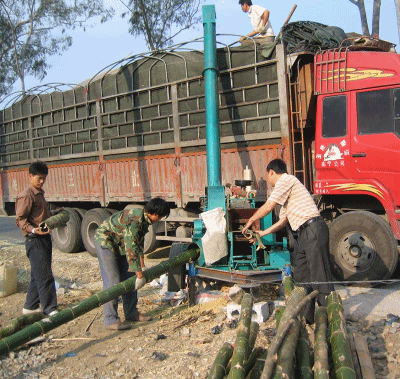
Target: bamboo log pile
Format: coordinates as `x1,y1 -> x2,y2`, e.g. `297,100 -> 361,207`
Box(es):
207,285 -> 375,379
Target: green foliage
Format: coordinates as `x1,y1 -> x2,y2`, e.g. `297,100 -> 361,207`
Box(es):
124,0 -> 202,51
0,0 -> 114,98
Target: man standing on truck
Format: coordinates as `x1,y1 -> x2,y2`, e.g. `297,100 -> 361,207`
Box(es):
94,197 -> 170,330
242,159 -> 334,324
15,161 -> 58,317
238,0 -> 275,46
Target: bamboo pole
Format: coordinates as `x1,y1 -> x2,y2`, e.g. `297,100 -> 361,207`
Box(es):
0,313 -> 45,339
208,342 -> 234,379
260,289 -> 319,379
246,349 -> 268,379
295,319 -> 313,379
244,347 -> 265,377
227,292 -> 254,379
0,247 -> 200,355
327,292 -> 356,379
314,307 -> 329,379
39,210 -> 70,231
352,332 -> 376,379
246,321 -> 260,360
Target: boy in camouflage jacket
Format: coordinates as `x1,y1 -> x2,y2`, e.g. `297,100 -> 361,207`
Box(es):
95,197 -> 170,330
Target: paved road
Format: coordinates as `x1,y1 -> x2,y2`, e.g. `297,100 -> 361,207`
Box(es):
0,215 -> 25,248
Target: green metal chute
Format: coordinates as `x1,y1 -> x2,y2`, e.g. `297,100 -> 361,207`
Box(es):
0,247 -> 199,355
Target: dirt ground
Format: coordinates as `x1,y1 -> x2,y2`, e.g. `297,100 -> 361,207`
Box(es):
0,243 -> 399,379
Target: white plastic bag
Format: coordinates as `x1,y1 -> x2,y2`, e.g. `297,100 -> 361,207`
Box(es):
200,207 -> 228,265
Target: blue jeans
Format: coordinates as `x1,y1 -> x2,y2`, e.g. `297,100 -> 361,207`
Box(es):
95,241 -> 138,326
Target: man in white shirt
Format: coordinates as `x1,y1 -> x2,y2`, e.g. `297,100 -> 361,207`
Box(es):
238,0 -> 275,46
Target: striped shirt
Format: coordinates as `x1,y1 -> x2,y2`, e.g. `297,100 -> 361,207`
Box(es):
268,173 -> 320,231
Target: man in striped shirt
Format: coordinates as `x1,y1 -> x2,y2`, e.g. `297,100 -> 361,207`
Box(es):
242,159 -> 334,323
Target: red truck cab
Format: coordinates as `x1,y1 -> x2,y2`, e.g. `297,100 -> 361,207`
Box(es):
313,45 -> 400,282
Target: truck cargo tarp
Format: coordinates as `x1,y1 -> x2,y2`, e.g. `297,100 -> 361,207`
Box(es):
281,21 -> 348,54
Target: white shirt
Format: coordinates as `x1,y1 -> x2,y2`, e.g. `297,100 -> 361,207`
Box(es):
248,5 -> 274,36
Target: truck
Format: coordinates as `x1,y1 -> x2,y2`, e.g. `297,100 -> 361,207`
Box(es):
1,21 -> 399,283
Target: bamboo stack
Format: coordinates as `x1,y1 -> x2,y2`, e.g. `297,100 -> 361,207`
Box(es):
207,284 -> 374,379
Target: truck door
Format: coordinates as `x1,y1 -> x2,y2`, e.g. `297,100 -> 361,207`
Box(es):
315,94 -> 351,181
350,88 -> 400,206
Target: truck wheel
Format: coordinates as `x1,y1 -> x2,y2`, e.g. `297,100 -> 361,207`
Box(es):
144,221 -> 163,255
329,211 -> 399,282
81,208 -> 111,257
52,208 -> 83,253
167,243 -> 188,291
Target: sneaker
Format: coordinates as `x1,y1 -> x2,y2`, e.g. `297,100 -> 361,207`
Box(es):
22,308 -> 42,315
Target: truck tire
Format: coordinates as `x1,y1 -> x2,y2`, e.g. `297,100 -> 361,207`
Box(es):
144,222 -> 161,255
167,243 -> 188,292
81,208 -> 111,257
329,211 -> 399,282
52,208 -> 83,253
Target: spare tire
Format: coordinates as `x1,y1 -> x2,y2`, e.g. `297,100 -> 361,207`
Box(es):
81,208 -> 111,257
52,208 -> 83,254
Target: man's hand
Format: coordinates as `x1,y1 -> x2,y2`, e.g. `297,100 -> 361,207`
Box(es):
241,219 -> 254,234
33,227 -> 51,236
135,271 -> 146,290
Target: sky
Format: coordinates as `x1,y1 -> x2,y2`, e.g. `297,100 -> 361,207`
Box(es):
2,0 -> 399,107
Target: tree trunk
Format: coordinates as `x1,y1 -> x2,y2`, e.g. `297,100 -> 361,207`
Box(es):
350,0 -> 370,35
396,0 -> 400,44
372,0 -> 381,36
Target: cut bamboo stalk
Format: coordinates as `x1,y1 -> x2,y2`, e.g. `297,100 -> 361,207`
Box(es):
39,210 -> 70,231
352,332 -> 376,379
313,307 -> 329,379
0,247 -> 200,355
348,331 -> 362,379
227,292 -> 254,379
0,313 -> 45,339
260,289 -> 319,379
327,292 -> 356,379
244,347 -> 265,377
208,342 -> 234,379
246,349 -> 268,379
295,319 -> 313,379
246,321 -> 260,360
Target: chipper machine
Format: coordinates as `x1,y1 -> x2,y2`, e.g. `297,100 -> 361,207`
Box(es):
174,5 -> 291,290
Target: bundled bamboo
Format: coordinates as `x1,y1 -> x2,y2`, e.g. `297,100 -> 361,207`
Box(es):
39,210 -> 70,231
314,307 -> 329,379
0,247 -> 200,355
0,313 -> 45,339
327,292 -> 356,379
208,342 -> 234,379
227,292 -> 254,379
260,289 -> 319,379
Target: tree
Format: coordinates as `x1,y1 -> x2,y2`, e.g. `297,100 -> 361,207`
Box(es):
349,0 -> 381,36
395,0 -> 400,43
123,0 -> 202,51
0,0 -> 113,98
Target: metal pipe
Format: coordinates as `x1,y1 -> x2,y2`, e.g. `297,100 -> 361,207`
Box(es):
203,5 -> 221,188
